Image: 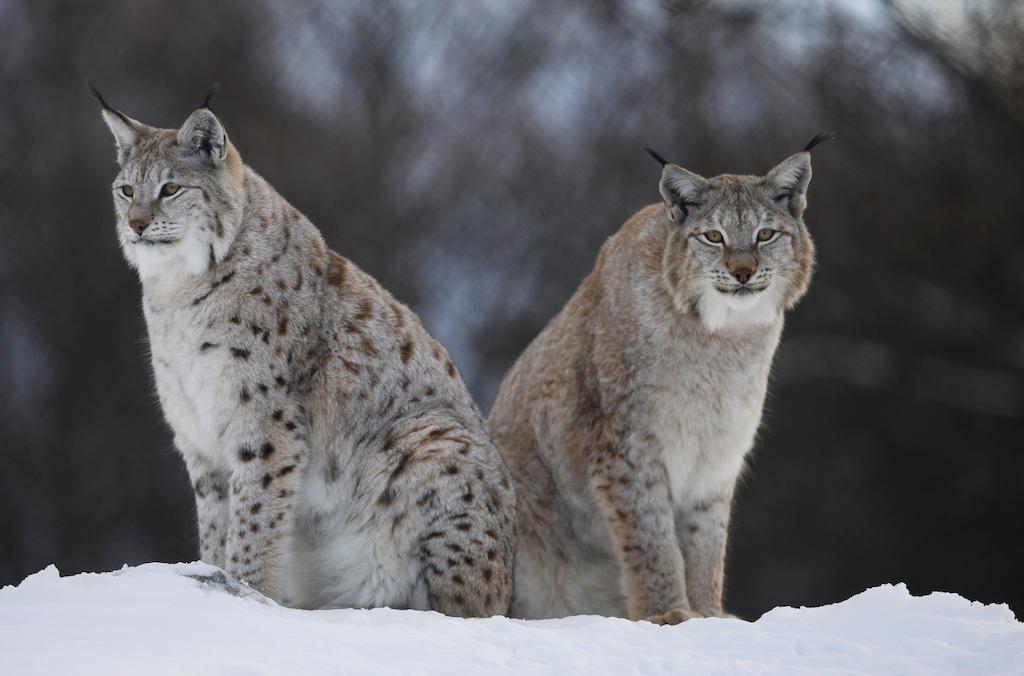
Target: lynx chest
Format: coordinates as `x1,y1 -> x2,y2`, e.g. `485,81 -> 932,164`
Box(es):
647,322 -> 783,508
144,302 -> 247,465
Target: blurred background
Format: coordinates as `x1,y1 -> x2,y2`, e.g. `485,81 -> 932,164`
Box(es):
1,0 -> 1022,619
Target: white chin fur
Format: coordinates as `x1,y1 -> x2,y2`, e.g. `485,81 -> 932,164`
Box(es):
697,286 -> 782,333
131,233 -> 212,281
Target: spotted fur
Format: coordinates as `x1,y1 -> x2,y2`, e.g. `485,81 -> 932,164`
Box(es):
489,146 -> 819,623
98,94 -> 515,616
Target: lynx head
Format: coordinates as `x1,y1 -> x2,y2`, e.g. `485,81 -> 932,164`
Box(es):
93,84 -> 246,279
646,134 -> 830,333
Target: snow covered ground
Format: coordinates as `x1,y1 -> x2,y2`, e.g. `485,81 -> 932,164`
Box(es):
1,563 -> 1020,675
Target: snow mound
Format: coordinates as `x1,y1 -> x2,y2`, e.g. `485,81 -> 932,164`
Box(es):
1,563 -> 1020,675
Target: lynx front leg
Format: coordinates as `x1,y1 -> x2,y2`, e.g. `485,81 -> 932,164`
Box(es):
589,439 -> 696,624
677,488 -> 734,617
224,429 -> 306,602
182,449 -> 229,568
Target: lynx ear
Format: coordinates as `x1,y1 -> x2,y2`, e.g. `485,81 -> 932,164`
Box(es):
89,82 -> 152,164
659,164 -> 708,223
177,108 -> 229,166
646,145 -> 707,223
767,152 -> 812,218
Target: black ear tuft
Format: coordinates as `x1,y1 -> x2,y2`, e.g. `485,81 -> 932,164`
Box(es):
201,83 -> 222,110
802,130 -> 836,153
85,79 -> 109,108
643,145 -> 669,167
86,79 -> 131,124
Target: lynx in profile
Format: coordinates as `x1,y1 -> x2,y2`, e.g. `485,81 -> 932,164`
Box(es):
95,86 -> 515,616
489,135 -> 830,623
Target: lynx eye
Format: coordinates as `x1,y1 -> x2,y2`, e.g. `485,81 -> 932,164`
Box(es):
120,185 -> 134,197
757,228 -> 777,242
160,183 -> 180,197
702,230 -> 724,244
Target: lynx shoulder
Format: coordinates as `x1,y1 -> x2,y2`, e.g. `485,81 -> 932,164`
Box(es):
95,87 -> 515,616
489,137 -> 828,622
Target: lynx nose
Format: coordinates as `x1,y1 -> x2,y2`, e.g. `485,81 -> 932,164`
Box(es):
128,219 -> 149,235
732,267 -> 754,285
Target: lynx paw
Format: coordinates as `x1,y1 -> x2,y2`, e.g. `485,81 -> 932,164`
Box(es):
644,608 -> 703,625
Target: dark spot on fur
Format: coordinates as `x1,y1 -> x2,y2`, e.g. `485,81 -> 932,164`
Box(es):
416,488 -> 437,507
354,298 -> 373,321
238,447 -> 256,462
272,409 -> 283,421
230,347 -> 250,360
213,270 -> 235,287
192,290 -> 213,306
328,251 -> 347,288
361,337 -> 379,358
259,442 -> 275,459
389,452 -> 412,482
277,317 -> 288,336
262,473 -> 273,488
239,387 -> 251,403
325,456 -> 340,483
443,465 -> 459,475
199,341 -> 218,351
250,503 -> 262,514
400,339 -> 414,364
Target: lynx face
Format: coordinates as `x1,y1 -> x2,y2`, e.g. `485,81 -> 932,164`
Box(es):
103,104 -> 243,277
655,153 -> 816,331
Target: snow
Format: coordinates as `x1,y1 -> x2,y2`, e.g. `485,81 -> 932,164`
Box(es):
1,563 -> 1020,675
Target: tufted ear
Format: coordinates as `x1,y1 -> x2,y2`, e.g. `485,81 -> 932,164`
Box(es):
89,82 -> 153,164
768,132 -> 833,219
644,147 -> 707,223
767,152 -> 812,219
177,108 -> 229,166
